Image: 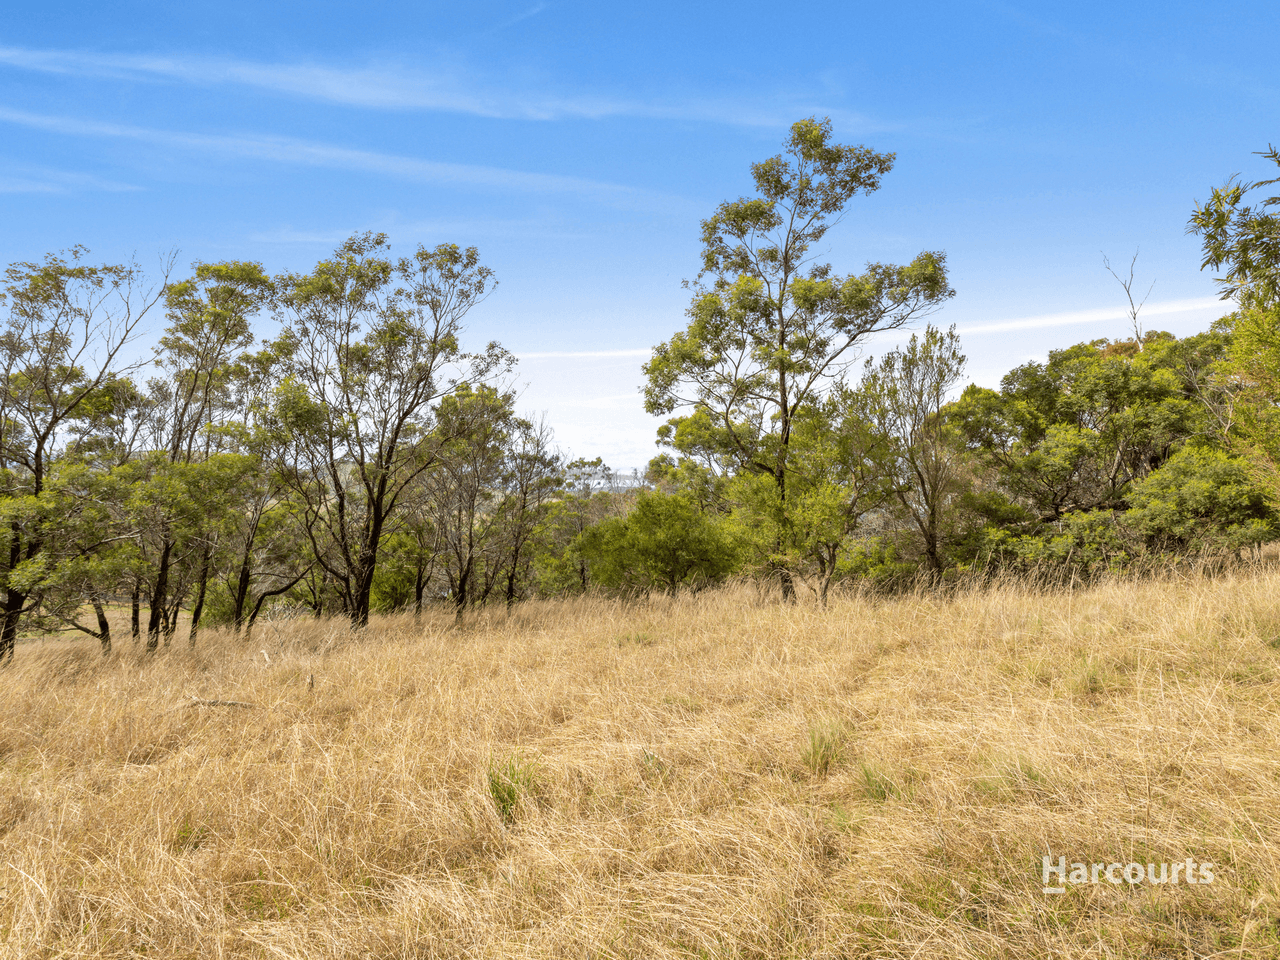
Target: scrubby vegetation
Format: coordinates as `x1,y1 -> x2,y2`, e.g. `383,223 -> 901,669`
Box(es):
5,130 -> 1280,661
3,574 -> 1280,956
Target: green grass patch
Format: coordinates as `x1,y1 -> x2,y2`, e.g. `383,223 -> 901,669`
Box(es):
486,751 -> 543,825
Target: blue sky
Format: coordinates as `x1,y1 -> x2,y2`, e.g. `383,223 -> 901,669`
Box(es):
2,1 -> 1277,469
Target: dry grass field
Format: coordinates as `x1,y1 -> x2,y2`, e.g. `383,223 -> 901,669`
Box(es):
2,573 -> 1280,958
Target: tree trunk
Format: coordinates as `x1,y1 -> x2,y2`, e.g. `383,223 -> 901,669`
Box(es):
505,539 -> 523,611
352,563 -> 374,629
453,559 -> 470,624
93,598 -> 111,656
817,552 -> 834,607
146,539 -> 173,652
2,520 -> 27,661
130,581 -> 141,644
414,563 -> 426,625
778,566 -> 797,602
188,548 -> 212,647
232,554 -> 253,636
0,591 -> 23,663
243,566 -> 311,644
775,469 -> 796,602
350,532 -> 382,629
245,594 -> 267,643
924,500 -> 943,578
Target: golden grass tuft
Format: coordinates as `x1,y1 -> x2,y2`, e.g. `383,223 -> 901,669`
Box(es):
2,573 -> 1280,956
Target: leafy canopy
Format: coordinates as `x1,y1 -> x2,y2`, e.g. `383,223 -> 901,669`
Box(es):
644,117 -> 954,483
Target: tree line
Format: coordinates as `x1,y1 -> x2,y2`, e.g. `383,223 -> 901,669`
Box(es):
3,123 -> 1279,660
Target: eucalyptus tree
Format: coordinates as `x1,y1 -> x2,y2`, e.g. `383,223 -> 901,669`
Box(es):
535,457 -> 628,594
424,383 -> 520,620
1189,144 -> 1280,312
13,459 -> 128,655
216,343 -> 313,638
495,414 -> 562,608
859,325 -> 969,575
1189,146 -> 1280,497
133,261 -> 273,650
0,248 -> 168,661
643,117 -> 954,597
779,391 -> 893,602
272,233 -> 507,628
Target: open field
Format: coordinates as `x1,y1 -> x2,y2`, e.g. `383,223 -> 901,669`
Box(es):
2,575 -> 1280,958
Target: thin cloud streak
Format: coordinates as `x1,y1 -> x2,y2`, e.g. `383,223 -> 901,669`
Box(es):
0,104 -> 642,198
0,164 -> 139,194
251,218 -> 596,245
492,2 -> 549,32
0,45 -> 868,128
959,296 -> 1225,336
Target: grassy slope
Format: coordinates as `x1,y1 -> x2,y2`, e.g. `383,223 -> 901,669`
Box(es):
1,575 -> 1279,958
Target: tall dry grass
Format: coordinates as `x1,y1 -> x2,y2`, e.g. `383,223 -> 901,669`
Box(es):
1,573 -> 1279,957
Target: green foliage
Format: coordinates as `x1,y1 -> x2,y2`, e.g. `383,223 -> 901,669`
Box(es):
840,538 -> 919,589
527,459 -> 624,597
1188,144 -> 1280,312
644,118 -> 953,595
193,580 -> 238,628
1126,446 -> 1277,553
860,325 -> 971,574
942,326 -> 1259,578
1219,307 -> 1280,500
783,393 -> 895,597
1184,150 -> 1280,517
952,335 -> 1206,522
271,233 -> 508,627
577,491 -> 741,594
979,509 -> 1132,579
368,532 -> 422,613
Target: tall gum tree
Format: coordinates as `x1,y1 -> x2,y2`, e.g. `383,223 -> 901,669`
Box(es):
135,261 -> 273,650
643,118 -> 954,597
0,249 -> 168,661
272,233 -> 508,628
1189,146 -> 1280,497
216,343 -> 313,640
859,324 -> 969,576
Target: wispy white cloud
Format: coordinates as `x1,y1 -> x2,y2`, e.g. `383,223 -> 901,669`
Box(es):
250,216 -> 597,246
0,163 -> 139,193
0,104 -> 643,199
0,46 -> 500,112
0,45 -> 865,128
958,296 -> 1225,336
492,2 -> 549,32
